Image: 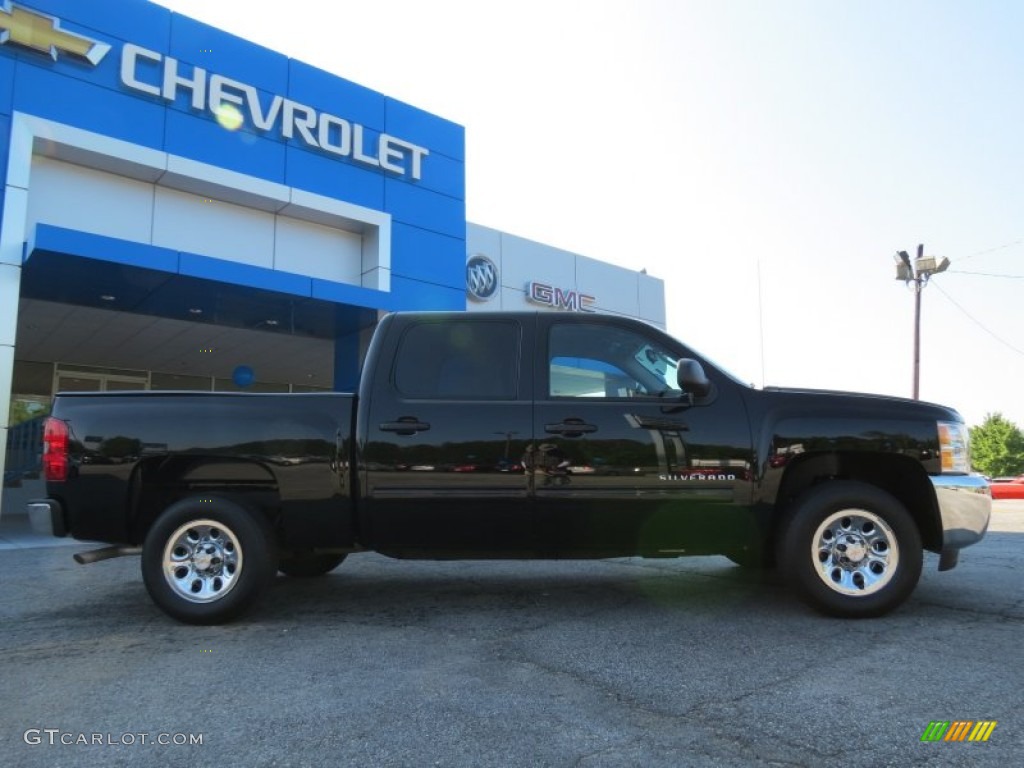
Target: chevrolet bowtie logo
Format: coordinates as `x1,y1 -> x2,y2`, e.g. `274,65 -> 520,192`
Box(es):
0,2 -> 109,65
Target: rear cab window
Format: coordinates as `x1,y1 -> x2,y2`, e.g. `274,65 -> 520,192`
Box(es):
394,321 -> 521,400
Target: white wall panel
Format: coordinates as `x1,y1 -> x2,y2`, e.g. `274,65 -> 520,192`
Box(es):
12,115 -> 389,290
360,267 -> 390,292
0,427 -> 8,518
0,344 -> 14,429
575,257 -> 640,317
499,233 -> 576,292
639,274 -> 666,327
0,266 -> 21,348
500,285 -> 529,313
153,187 -> 275,268
0,265 -> 16,481
27,157 -> 155,244
466,223 -> 501,263
275,216 -> 362,284
467,226 -> 665,323
0,187 -> 28,266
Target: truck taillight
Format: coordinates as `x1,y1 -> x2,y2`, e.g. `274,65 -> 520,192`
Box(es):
43,418 -> 69,482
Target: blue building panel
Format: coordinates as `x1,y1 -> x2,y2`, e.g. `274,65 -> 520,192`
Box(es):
413,151 -> 464,199
285,145 -> 385,211
168,13 -> 289,96
164,109 -> 287,184
0,117 -> 9,218
311,278 -> 394,311
31,224 -> 180,274
179,252 -> 313,298
390,223 -> 465,291
0,31 -> 123,99
288,60 -> 387,132
385,98 -> 465,162
0,56 -> 14,116
385,179 -> 466,240
12,63 -> 166,151
389,274 -> 465,311
19,0 -> 172,53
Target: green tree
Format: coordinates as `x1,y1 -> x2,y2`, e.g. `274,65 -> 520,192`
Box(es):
8,399 -> 50,427
970,412 -> 1024,477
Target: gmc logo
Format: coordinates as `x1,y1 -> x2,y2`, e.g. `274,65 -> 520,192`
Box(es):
527,281 -> 595,313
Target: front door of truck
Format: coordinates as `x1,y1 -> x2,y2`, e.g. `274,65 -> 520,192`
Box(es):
532,316 -> 754,557
362,317 -> 535,555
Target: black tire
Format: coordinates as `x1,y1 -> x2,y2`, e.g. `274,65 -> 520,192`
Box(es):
777,481 -> 922,618
141,497 -> 278,625
278,552 -> 347,578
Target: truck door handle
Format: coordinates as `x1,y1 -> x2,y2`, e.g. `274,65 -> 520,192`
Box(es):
379,417 -> 431,436
545,419 -> 597,437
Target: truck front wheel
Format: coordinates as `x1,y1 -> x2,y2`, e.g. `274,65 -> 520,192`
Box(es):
141,498 -> 278,625
778,481 -> 922,618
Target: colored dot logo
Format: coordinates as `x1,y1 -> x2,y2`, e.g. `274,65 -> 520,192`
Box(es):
921,720 -> 997,742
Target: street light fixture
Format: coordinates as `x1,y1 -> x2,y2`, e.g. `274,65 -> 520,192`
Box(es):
893,244 -> 950,400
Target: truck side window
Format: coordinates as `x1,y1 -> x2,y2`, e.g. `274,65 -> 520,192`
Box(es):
548,323 -> 680,399
394,321 -> 519,399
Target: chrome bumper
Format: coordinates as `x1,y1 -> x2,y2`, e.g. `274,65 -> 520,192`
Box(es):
930,475 -> 991,571
27,499 -> 67,538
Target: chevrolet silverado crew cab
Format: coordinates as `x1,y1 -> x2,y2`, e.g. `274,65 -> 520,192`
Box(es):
29,311 -> 991,624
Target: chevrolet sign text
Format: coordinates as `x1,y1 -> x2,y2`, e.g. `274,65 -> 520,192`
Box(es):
120,44 -> 429,179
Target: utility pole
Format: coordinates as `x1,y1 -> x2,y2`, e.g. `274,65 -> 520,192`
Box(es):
894,244 -> 949,400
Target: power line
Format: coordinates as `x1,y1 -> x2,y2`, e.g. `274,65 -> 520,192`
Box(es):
930,282 -> 1024,357
954,239 -> 1023,265
947,270 -> 1024,279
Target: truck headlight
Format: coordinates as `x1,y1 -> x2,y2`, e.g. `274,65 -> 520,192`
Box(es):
937,421 -> 970,473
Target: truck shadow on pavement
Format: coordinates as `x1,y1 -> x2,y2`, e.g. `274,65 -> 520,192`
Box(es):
255,556 -> 801,628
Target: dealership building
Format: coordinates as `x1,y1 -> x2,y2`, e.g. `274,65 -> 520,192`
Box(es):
0,0 -> 664,520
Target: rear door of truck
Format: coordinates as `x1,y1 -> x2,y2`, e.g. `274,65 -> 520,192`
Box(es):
360,314 -> 535,554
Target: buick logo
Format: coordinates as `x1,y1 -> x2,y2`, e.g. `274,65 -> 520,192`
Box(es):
466,254 -> 499,301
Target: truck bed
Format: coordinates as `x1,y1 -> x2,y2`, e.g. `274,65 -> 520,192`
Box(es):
48,391 -> 356,549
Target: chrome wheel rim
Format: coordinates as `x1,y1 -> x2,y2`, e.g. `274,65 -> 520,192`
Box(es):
811,509 -> 899,596
162,520 -> 243,603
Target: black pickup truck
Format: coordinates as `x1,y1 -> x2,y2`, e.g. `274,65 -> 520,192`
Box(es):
29,311 -> 991,623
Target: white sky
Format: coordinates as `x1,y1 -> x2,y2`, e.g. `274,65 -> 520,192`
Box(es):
158,0 -> 1024,429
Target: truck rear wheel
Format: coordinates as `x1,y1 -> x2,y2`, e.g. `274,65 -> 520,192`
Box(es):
141,498 -> 278,625
278,552 -> 347,578
778,481 -> 922,618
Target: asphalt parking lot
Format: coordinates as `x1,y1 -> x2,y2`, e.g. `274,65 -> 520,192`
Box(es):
1,502 -> 1021,767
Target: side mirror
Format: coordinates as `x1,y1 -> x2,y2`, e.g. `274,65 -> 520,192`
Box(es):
677,359 -> 711,399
